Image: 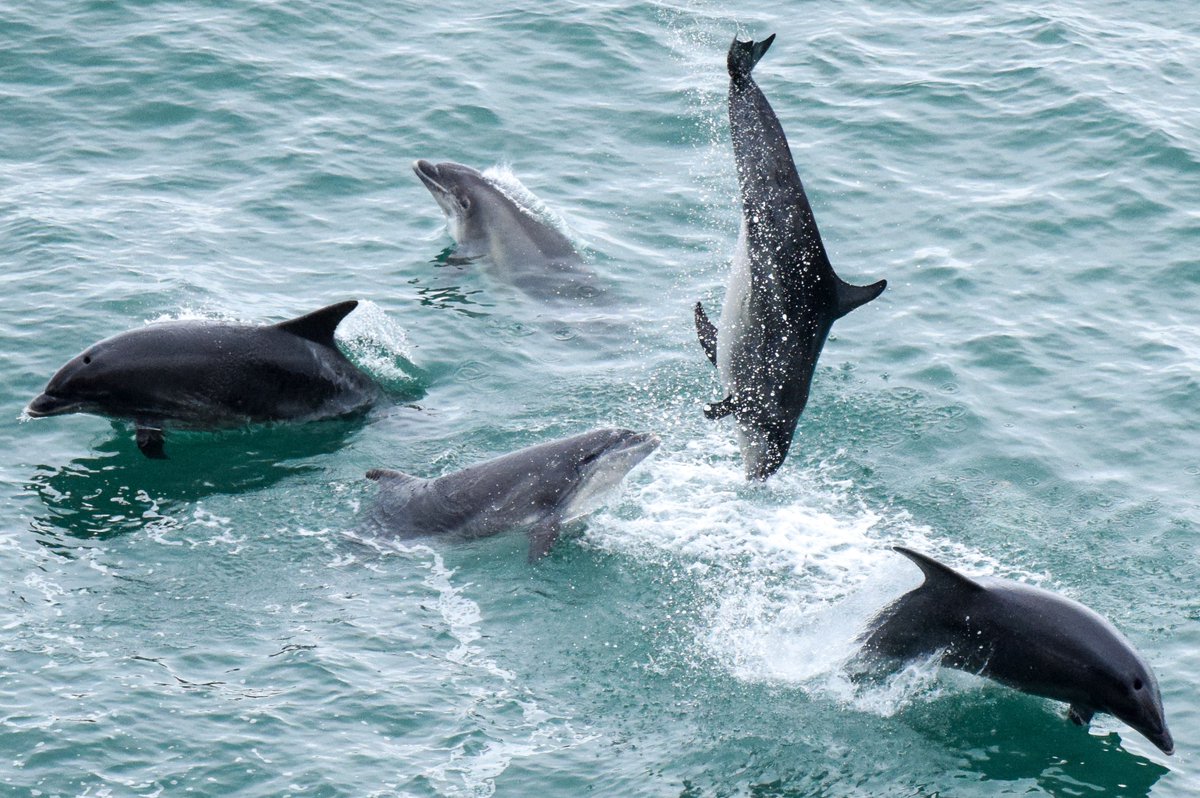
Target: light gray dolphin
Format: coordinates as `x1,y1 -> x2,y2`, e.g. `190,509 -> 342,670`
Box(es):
412,159 -> 600,299
695,35 -> 886,480
365,428 -> 659,560
857,546 -> 1173,755
26,301 -> 380,459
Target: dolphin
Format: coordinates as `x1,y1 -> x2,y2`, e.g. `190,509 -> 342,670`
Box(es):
412,159 -> 600,299
26,300 -> 380,459
365,428 -> 659,561
857,546 -> 1173,755
695,35 -> 887,480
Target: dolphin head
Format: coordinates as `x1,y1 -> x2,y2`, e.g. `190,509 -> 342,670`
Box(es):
734,401 -> 802,480
1098,658 -> 1173,755
554,428 -> 660,517
27,326 -> 194,423
736,424 -> 792,481
412,159 -> 493,248
27,342 -> 116,419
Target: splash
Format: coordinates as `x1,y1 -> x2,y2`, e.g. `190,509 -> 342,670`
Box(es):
481,164 -> 582,249
583,429 -> 1029,718
332,300 -> 424,395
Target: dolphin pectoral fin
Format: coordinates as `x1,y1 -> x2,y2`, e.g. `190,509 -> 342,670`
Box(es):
834,278 -> 888,319
693,302 -> 718,367
135,425 -> 167,459
1068,704 -> 1095,726
527,517 -> 563,562
704,395 -> 736,420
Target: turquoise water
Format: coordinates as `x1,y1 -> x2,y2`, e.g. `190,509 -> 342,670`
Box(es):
3,0 -> 1198,794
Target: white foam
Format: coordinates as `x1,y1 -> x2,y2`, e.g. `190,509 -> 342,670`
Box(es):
410,546 -> 595,796
481,164 -> 580,247
583,429 -> 1028,717
333,299 -> 422,390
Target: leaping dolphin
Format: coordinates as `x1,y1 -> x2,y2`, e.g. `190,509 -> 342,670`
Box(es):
365,428 -> 659,561
412,159 -> 600,300
26,301 -> 380,459
695,35 -> 886,480
857,546 -> 1174,755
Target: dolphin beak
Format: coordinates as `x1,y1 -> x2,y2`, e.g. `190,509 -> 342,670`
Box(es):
412,159 -> 442,190
25,392 -> 76,418
1147,726 -> 1174,756
622,431 -> 661,457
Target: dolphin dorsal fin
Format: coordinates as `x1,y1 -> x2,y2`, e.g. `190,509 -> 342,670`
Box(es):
275,300 -> 359,347
834,278 -> 887,320
893,546 -> 984,593
366,468 -> 420,486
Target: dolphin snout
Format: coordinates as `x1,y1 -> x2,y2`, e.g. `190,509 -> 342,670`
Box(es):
611,429 -> 660,458
1152,727 -> 1175,756
412,159 -> 439,185
26,392 -> 74,418
628,430 -> 660,450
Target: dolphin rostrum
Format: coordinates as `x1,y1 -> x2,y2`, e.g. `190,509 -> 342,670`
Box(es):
365,428 -> 659,561
412,159 -> 600,299
26,301 -> 380,459
857,546 -> 1173,755
695,35 -> 886,479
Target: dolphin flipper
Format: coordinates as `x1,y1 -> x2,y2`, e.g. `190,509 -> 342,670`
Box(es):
694,302 -> 718,367
135,425 -> 167,459
704,396 -> 736,420
1068,705 -> 1095,726
834,278 -> 888,320
527,517 -> 562,562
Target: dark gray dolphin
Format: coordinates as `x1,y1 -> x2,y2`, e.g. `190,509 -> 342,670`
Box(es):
26,301 -> 380,459
695,35 -> 886,480
365,428 -> 659,561
412,159 -> 600,299
857,546 -> 1173,755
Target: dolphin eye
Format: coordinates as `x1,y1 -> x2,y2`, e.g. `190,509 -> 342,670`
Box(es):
83,355 -> 92,365
1133,678 -> 1144,691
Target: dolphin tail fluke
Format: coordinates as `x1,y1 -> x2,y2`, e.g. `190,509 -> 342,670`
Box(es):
694,302 -> 718,367
834,278 -> 887,319
727,34 -> 776,80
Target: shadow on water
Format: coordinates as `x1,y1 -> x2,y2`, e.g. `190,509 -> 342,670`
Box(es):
26,417 -> 369,549
903,691 -> 1169,797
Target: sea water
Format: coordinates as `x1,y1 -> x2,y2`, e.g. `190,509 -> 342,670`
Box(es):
2,1 -> 1197,795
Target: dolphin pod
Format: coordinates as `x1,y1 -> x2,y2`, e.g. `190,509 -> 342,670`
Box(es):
365,428 -> 659,561
857,547 -> 1173,755
695,35 -> 886,481
22,33 -> 1174,759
